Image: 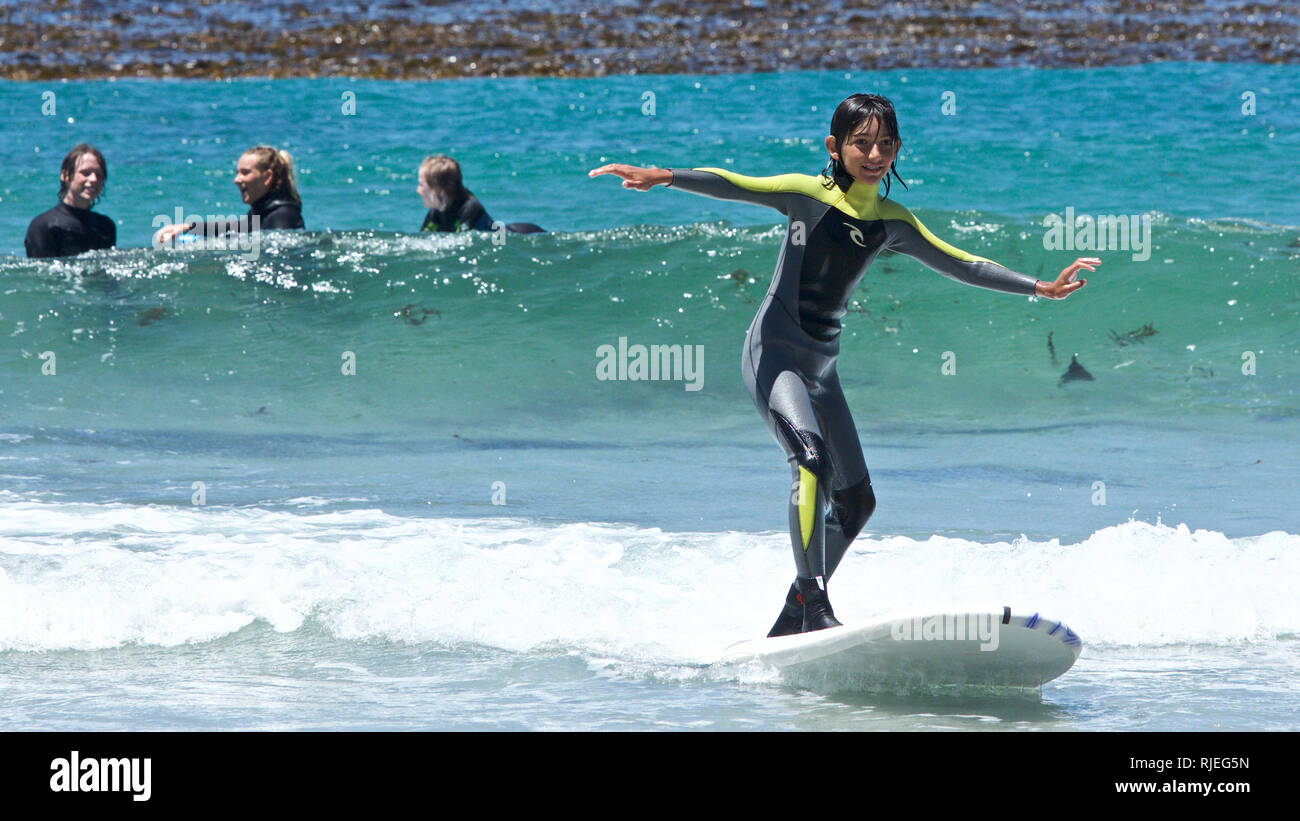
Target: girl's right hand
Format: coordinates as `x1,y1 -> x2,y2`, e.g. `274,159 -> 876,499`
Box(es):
587,164 -> 673,191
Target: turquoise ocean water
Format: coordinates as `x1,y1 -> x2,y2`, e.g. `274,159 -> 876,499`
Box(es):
1,64 -> 1298,730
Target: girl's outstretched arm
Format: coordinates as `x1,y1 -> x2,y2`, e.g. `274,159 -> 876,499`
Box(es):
883,199 -> 1095,299
591,164 -> 821,217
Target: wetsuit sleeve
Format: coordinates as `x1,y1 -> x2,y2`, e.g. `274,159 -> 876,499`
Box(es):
882,201 -> 1039,296
192,203 -> 303,235
667,168 -> 827,217
190,216 -> 247,238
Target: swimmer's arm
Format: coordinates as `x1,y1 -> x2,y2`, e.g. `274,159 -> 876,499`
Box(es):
191,216 -> 249,237
151,216 -> 246,247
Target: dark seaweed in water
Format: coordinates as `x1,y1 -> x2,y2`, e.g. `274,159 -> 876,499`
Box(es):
4,0 -> 1300,80
1109,323 -> 1158,347
397,304 -> 440,325
136,306 -> 173,326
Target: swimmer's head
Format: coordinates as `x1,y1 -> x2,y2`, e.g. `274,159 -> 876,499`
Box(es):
237,146 -> 301,206
418,155 -> 467,211
59,143 -> 107,208
822,94 -> 907,198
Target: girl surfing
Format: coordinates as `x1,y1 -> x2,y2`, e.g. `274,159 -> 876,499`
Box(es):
590,94 -> 1094,636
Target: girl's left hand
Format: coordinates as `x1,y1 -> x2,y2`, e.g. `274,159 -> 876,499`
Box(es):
1037,257 -> 1098,299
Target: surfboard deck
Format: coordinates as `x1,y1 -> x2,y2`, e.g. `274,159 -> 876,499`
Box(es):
714,607 -> 1082,695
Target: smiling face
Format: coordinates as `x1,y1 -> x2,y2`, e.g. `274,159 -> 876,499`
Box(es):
61,154 -> 105,209
825,116 -> 901,188
234,153 -> 273,204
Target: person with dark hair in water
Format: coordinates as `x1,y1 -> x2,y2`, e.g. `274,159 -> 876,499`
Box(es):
26,143 -> 116,258
418,155 -> 544,235
591,93 -> 1096,636
153,145 -> 304,246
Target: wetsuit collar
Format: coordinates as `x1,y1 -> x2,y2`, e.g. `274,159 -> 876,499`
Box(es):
250,194 -> 295,213
839,179 -> 880,217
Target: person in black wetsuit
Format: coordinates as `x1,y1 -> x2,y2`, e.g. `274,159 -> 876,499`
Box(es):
418,155 -> 544,235
26,143 -> 116,258
153,145 -> 304,246
591,94 -> 1096,636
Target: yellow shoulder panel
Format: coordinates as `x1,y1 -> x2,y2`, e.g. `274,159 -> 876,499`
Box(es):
693,168 -> 841,205
876,198 -> 994,264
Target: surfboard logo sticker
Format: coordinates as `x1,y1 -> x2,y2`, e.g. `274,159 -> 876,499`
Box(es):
1042,620 -> 1081,646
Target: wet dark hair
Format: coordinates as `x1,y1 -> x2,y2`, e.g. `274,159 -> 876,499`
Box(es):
58,143 -> 107,203
820,94 -> 908,199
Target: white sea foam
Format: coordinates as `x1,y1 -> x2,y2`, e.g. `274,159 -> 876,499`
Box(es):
0,500 -> 1296,658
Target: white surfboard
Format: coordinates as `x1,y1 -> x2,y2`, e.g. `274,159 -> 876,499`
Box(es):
714,606 -> 1082,695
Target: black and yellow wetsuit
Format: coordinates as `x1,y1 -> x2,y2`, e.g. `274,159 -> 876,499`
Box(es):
666,167 -> 1041,633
